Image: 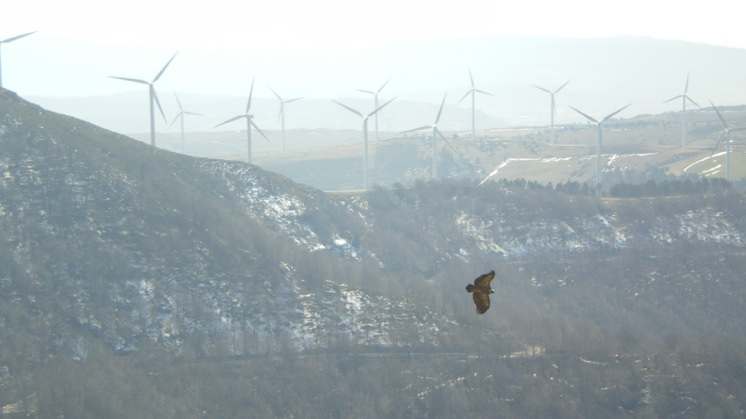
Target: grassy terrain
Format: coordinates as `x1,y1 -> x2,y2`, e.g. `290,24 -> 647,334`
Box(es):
137,106 -> 746,190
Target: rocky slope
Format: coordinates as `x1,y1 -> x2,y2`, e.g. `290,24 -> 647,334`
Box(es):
3,88 -> 746,417
0,89 -> 469,364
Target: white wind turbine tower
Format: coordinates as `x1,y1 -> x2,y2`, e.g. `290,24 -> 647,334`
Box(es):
402,94 -> 448,179
169,92 -> 202,153
458,68 -> 493,141
533,80 -> 570,145
570,104 -> 631,193
110,53 -> 177,147
664,73 -> 701,148
356,79 -> 390,140
0,31 -> 37,88
333,97 -> 395,189
214,78 -> 270,165
268,87 -> 302,152
710,101 -> 746,182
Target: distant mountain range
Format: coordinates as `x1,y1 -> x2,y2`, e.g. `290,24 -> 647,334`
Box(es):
19,35 -> 746,137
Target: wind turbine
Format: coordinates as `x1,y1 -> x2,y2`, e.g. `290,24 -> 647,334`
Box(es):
356,79 -> 390,140
110,52 -> 177,147
710,101 -> 746,182
664,73 -> 701,148
458,68 -> 493,141
0,31 -> 37,89
402,94 -> 448,179
333,97 -> 395,189
570,104 -> 631,193
268,87 -> 302,152
533,80 -> 570,145
214,78 -> 270,165
169,92 -> 202,153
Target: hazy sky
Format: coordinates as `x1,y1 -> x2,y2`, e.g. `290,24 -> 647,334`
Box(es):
3,0 -> 745,133
5,0 -> 744,49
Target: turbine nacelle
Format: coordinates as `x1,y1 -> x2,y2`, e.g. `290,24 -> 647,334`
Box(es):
570,104 -> 631,126
213,77 -> 270,164
664,74 -> 702,148
169,92 -> 202,126
333,97 -> 395,188
401,94 -> 450,178
356,79 -> 390,97
534,81 -> 570,144
458,68 -> 493,141
109,52 -> 178,147
333,97 -> 395,121
569,103 -> 631,192
401,94 -> 447,135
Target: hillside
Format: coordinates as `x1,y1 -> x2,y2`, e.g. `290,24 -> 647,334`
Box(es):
0,87 -> 476,353
2,89 -> 746,417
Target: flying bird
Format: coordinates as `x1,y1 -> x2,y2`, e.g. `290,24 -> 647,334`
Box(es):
465,270 -> 495,314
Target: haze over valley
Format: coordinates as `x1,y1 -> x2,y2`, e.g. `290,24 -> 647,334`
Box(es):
3,5 -> 746,416
15,35 -> 746,134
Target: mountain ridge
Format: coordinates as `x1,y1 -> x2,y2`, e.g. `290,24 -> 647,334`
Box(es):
20,34 -> 746,136
3,89 -> 746,417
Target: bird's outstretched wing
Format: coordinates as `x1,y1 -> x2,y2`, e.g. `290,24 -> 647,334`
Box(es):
473,271 -> 495,288
472,291 -> 491,314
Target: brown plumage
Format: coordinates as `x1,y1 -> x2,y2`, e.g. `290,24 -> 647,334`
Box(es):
465,271 -> 495,314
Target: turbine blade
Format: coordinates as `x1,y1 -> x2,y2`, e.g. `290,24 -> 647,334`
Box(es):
401,125 -> 431,134
569,106 -> 598,124
109,76 -> 149,85
711,131 -> 726,156
475,89 -> 493,96
440,130 -> 456,152
468,68 -> 475,88
332,100 -> 363,118
601,104 -> 631,124
434,94 -> 448,125
685,96 -> 701,109
457,90 -> 472,104
1,31 -> 37,44
152,88 -> 167,122
664,95 -> 683,104
356,89 -> 375,95
370,97 -> 395,116
153,52 -> 177,83
168,112 -> 182,128
684,72 -> 690,94
554,80 -> 571,94
173,92 -> 183,111
213,115 -> 245,128
710,100 -> 728,128
377,78 -> 391,94
268,86 -> 282,101
285,97 -> 303,104
246,77 -> 256,113
251,120 -> 271,142
533,85 -> 551,94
